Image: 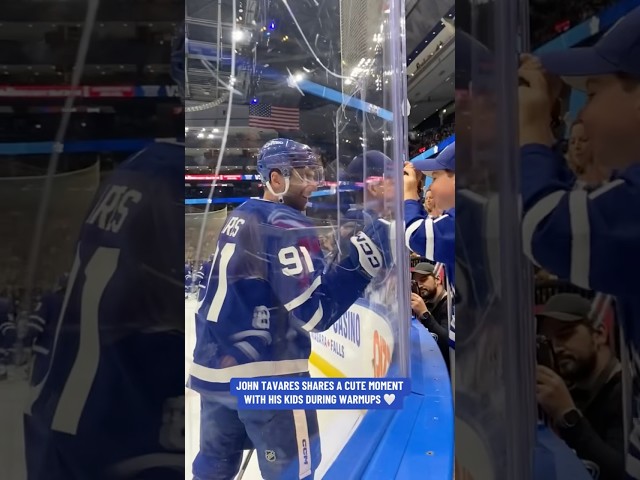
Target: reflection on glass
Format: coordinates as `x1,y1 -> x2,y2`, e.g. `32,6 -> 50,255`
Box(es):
185,0 -> 411,478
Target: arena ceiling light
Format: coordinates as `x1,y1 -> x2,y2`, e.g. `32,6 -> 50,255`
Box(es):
232,29 -> 245,41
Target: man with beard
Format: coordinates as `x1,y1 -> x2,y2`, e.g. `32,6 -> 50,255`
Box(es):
536,294 -> 623,480
187,139 -> 391,480
410,262 -> 449,371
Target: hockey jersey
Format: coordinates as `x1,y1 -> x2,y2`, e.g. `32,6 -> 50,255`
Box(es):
187,198 -> 373,394
27,288 -> 64,386
405,201 -> 456,348
24,141 -> 185,480
194,259 -> 212,302
0,297 -> 16,359
404,201 -> 455,287
520,143 -> 640,480
185,263 -> 193,294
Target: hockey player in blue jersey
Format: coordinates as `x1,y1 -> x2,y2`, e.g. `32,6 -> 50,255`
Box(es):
187,138 -> 391,480
0,296 -> 16,381
185,261 -> 194,298
23,26 -> 185,480
26,274 -> 67,386
194,254 -> 214,302
518,7 -> 640,478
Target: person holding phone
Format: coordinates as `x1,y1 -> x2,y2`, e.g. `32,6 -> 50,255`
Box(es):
410,262 -> 450,370
536,294 -> 623,479
518,7 -> 640,478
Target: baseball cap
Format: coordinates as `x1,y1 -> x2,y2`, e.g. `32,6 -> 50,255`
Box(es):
412,141 -> 455,173
538,6 -> 640,91
536,293 -> 592,323
346,150 -> 391,181
411,262 -> 436,276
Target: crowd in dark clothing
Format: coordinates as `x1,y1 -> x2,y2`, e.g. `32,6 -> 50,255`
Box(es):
409,123 -> 455,158
531,0 -> 619,47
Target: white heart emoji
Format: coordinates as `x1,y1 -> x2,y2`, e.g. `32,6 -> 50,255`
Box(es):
384,393 -> 395,405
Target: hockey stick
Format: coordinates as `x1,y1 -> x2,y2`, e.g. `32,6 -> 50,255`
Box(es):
236,449 -> 255,480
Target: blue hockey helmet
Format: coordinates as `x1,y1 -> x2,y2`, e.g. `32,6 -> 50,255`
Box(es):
171,23 -> 185,97
256,138 -> 324,190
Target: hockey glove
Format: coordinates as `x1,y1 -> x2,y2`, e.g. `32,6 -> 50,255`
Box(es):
363,217 -> 394,268
349,219 -> 394,278
349,230 -> 384,278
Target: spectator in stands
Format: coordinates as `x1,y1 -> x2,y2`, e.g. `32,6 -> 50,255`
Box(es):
0,296 -> 15,381
519,12 -> 640,476
531,0 -> 620,48
566,117 -> 610,190
410,262 -> 450,370
404,142 -> 455,285
405,142 -> 455,353
536,294 -> 623,480
424,187 -> 442,218
409,123 -> 455,157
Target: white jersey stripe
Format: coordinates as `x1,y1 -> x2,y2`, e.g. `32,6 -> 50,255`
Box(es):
404,219 -> 423,251
424,218 -> 435,260
522,190 -> 565,265
293,410 -> 312,478
301,304 -> 323,332
568,190 -> 590,288
190,358 -> 310,383
284,276 -> 322,312
229,330 -> 273,344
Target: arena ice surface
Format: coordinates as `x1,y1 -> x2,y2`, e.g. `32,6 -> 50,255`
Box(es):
0,375 -> 29,478
185,299 -> 366,480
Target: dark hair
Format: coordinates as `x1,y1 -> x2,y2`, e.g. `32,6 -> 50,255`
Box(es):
617,73 -> 640,92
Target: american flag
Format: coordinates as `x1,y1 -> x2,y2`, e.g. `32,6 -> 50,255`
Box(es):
249,104 -> 300,131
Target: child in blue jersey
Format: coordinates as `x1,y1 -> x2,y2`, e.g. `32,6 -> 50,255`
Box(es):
404,142 -> 455,349
518,7 -> 640,479
403,142 -> 455,282
23,28 -> 186,480
187,138 -> 391,480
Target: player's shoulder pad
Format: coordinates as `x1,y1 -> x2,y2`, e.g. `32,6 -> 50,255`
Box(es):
266,202 -> 315,230
121,141 -> 184,176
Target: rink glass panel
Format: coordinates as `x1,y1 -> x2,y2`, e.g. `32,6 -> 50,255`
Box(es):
454,0 -> 537,478
185,207 -> 228,263
185,0 -> 411,477
0,162 -> 99,298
